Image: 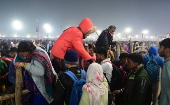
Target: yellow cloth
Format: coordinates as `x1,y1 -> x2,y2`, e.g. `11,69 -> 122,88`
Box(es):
79,78 -> 108,105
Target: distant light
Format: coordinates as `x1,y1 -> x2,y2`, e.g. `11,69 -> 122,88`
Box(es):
117,33 -> 121,36
135,35 -> 139,38
142,30 -> 149,34
13,21 -> 22,30
125,28 -> 132,33
27,35 -> 30,38
44,24 -> 52,33
146,36 -> 149,38
128,36 -> 131,38
14,34 -> 17,37
151,36 -> 153,38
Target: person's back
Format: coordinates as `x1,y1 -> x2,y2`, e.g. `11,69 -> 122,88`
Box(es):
79,63 -> 108,105
143,46 -> 163,105
53,49 -> 85,105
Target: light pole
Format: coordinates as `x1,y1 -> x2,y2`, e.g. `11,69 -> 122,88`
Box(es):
43,24 -> 52,40
125,28 -> 132,40
142,30 -> 149,40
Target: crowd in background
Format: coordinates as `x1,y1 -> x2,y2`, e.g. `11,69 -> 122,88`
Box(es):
0,18 -> 170,105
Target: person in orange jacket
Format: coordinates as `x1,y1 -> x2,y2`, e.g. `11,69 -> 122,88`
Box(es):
51,18 -> 96,64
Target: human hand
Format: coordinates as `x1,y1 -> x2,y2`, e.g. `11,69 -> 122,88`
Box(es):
3,57 -> 12,62
15,62 -> 25,69
113,89 -> 122,96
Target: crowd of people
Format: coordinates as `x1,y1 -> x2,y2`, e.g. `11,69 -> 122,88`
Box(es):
0,18 -> 170,105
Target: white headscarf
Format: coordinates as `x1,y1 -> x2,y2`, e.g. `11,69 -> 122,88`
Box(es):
83,63 -> 106,105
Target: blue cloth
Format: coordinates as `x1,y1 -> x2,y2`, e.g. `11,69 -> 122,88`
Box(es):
64,49 -> 79,64
33,94 -> 50,105
143,46 -> 164,69
8,54 -> 26,84
159,57 -> 170,105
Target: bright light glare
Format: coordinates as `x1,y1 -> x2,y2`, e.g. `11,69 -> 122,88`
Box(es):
97,30 -> 101,34
27,35 -> 30,38
44,24 -> 52,33
117,33 -> 121,36
14,34 -> 17,37
135,35 -> 139,38
151,36 -> 153,38
146,36 -> 148,38
142,30 -> 149,34
13,21 -> 22,30
125,28 -> 132,33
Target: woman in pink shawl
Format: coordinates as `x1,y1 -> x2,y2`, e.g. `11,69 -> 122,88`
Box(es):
79,63 -> 108,105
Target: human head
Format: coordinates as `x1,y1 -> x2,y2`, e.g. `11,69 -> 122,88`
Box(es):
134,41 -> 139,46
64,49 -> 79,68
94,47 -> 107,63
119,53 -> 128,66
159,38 -> 170,59
111,45 -> 116,50
108,25 -> 116,36
148,46 -> 158,56
126,53 -> 144,70
84,44 -> 89,52
17,41 -> 36,59
88,44 -> 95,56
79,18 -> 96,39
86,63 -> 104,85
2,42 -> 8,50
9,47 -> 18,57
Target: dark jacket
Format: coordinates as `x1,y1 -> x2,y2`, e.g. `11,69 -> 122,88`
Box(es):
95,29 -> 115,49
123,64 -> 152,105
53,67 -> 81,105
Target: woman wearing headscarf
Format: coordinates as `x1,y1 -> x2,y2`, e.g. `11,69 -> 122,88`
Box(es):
79,63 -> 108,105
8,41 -> 57,105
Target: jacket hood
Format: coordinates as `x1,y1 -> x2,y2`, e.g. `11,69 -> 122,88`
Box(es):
79,18 -> 96,35
148,46 -> 158,58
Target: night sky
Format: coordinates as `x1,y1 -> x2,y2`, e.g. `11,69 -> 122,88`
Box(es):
0,0 -> 170,39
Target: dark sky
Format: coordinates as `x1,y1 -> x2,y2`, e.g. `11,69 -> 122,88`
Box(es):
0,0 -> 170,39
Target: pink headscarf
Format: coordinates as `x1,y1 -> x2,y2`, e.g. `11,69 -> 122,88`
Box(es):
83,63 -> 106,105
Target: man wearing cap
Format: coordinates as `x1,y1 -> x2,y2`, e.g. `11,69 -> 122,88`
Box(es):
53,49 -> 84,105
95,25 -> 116,49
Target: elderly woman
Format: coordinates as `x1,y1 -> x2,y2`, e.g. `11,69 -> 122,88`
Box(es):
79,63 -> 108,105
8,41 -> 57,105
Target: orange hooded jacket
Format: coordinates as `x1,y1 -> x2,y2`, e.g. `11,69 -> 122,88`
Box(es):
51,18 -> 96,61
